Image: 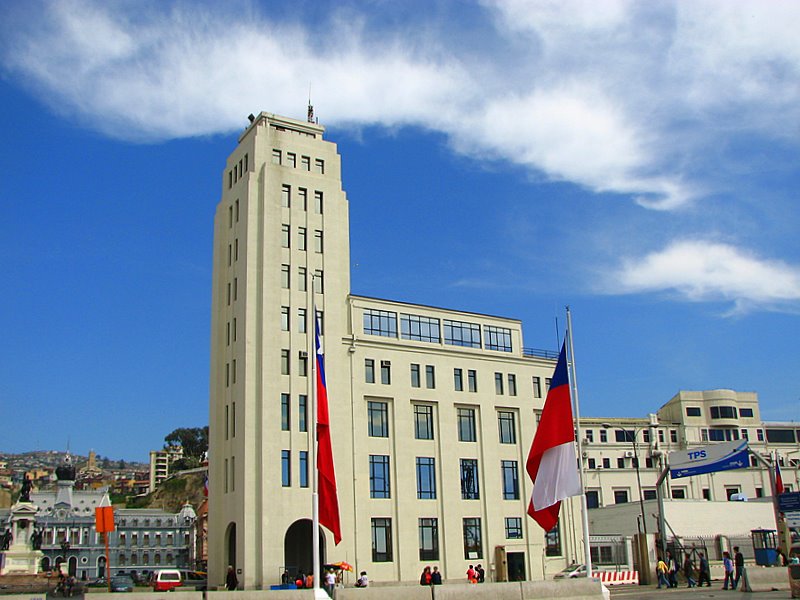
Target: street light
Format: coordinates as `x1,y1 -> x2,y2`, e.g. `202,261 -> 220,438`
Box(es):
602,423 -> 648,536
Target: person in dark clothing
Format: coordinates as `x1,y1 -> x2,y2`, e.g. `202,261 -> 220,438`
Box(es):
476,564 -> 485,583
697,552 -> 711,587
733,546 -> 745,590
225,566 -> 238,591
430,566 -> 442,585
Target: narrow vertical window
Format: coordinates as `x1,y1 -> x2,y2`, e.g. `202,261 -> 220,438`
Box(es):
281,450 -> 291,487
281,306 -> 289,331
498,411 -> 516,444
298,227 -> 307,251
299,451 -> 309,487
454,368 -> 463,391
281,184 -> 291,208
410,364 -> 420,388
369,455 -> 391,498
495,372 -> 504,395
416,457 -> 436,499
314,190 -> 324,214
365,359 -> 375,383
418,518 -> 439,561
298,352 -> 308,377
460,459 -> 479,499
368,401 -> 389,437
371,518 -> 392,562
508,374 -> 517,396
281,349 -> 290,375
314,230 -> 323,253
314,158 -> 325,174
463,518 -> 482,559
458,408 -> 476,442
425,365 -> 435,389
286,152 -> 296,168
414,405 -> 434,440
297,187 -> 307,211
281,264 -> 290,289
281,224 -> 290,248
281,393 -> 290,431
313,270 -> 324,293
272,149 -> 282,164
532,376 -> 541,398
380,360 -> 391,385
301,155 -> 311,171
298,308 -> 307,333
298,394 -> 308,432
298,267 -> 307,291
468,370 -> 477,392
501,460 -> 519,499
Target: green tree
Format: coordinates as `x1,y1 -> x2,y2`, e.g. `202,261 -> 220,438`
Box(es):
164,427 -> 209,459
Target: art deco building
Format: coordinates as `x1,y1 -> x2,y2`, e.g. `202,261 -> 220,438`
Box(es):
207,112 -> 576,589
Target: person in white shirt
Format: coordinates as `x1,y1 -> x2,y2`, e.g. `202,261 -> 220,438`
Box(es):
355,571 -> 368,587
324,569 -> 336,597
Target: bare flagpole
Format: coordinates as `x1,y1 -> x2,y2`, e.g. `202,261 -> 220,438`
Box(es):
565,306 -> 592,577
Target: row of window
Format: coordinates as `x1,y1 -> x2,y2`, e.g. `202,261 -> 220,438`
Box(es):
280,184 -> 325,213
281,307 -> 323,334
227,154 -> 249,189
272,149 -> 325,175
116,532 -> 182,546
280,224 -> 324,253
367,400 -> 519,445
115,552 -> 176,566
362,309 -> 513,352
364,360 -> 526,398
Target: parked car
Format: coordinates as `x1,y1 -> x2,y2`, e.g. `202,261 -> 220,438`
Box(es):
179,570 -> 208,591
150,569 -> 183,592
110,576 -> 135,593
554,564 -> 586,579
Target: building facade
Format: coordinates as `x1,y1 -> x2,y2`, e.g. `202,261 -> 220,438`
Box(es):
207,112 -> 581,589
1,457 -> 197,579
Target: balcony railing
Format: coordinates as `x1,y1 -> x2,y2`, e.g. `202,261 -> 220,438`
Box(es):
522,347 -> 559,360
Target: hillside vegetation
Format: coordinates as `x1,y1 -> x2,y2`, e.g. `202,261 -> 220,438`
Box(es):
124,471 -> 206,513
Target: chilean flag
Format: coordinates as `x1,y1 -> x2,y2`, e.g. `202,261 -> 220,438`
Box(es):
775,462 -> 785,495
526,341 -> 582,531
315,310 -> 342,544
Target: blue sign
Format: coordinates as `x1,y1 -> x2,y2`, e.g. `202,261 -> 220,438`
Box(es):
669,440 -> 749,479
778,492 -> 800,512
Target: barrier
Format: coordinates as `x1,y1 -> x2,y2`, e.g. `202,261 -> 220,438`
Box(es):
594,571 -> 638,586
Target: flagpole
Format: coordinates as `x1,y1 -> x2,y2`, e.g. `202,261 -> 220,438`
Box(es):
565,306 -> 592,577
308,280 -> 324,597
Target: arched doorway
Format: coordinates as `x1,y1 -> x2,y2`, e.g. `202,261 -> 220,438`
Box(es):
284,519 -> 325,578
68,556 -> 77,576
225,522 -> 237,572
97,556 -> 106,578
41,556 -> 51,572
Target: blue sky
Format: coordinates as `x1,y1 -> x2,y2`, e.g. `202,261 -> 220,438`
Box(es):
1,0 -> 798,462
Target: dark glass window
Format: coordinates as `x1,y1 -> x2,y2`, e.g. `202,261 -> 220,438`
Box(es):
766,429 -> 796,443
400,314 -> 440,343
458,408 -> 476,442
586,490 -> 600,509
298,395 -> 307,432
299,451 -> 308,488
501,460 -> 519,499
545,520 -> 561,556
498,411 -> 516,444
467,370 -> 477,392
710,406 -> 738,419
740,408 -> 754,417
416,457 -> 436,499
505,517 -> 523,539
614,489 -> 629,504
371,518 -> 392,562
454,368 -> 463,391
462,518 -> 482,559
419,518 -> 439,561
363,309 -> 397,337
685,407 -> 702,417
365,359 -> 375,383
281,450 -> 290,487
414,405 -> 434,440
460,459 -> 479,500
425,365 -> 436,389
369,455 -> 391,498
410,364 -> 420,388
281,393 -> 290,431
484,325 -> 512,352
368,401 -> 389,437
444,319 -> 481,348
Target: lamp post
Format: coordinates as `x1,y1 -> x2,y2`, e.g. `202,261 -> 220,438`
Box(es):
602,423 -> 648,536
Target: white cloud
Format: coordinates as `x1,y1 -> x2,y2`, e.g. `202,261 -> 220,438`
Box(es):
1,1 -> 798,212
609,240 -> 800,314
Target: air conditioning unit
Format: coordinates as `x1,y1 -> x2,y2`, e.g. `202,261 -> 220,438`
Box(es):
624,451 -> 635,458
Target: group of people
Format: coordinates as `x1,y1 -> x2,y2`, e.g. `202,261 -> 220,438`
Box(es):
657,547 -> 746,590
418,565 -> 443,585
466,564 -> 485,584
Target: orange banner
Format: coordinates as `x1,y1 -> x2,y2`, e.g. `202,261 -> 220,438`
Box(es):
95,506 -> 115,533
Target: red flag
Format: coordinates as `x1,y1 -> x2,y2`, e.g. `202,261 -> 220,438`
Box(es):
526,342 -> 581,531
315,310 -> 342,544
775,462 -> 785,495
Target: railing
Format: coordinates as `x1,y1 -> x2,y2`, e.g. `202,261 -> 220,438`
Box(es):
522,347 -> 559,360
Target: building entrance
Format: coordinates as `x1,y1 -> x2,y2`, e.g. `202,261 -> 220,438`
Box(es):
507,552 -> 526,581
284,520 -> 325,578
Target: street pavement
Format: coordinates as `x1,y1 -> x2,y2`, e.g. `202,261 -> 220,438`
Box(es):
609,583 -> 793,600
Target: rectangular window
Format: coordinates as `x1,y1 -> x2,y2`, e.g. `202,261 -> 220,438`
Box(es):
425,365 -> 436,389
281,264 -> 290,289
505,517 -> 523,539
444,319 -> 481,348
371,518 -> 392,562
225,404 -> 229,440
410,363 -> 420,388
400,314 -> 441,343
314,158 -> 325,174
272,149 -> 281,164
532,376 -> 541,398
671,488 -> 686,499
614,489 -> 629,504
740,408 -> 754,417
586,490 -> 600,509
281,450 -> 291,487
454,368 -> 463,391
286,152 -> 296,168
298,267 -> 307,291
710,406 -> 738,419
460,458 -> 480,499
602,457 -> 610,469
363,309 -> 398,337
458,408 -> 476,442
298,187 -> 307,211
685,406 -> 702,417
670,429 -> 678,443
585,429 -> 594,442
468,370 -> 477,392
298,352 -> 307,377
314,230 -> 323,253
299,451 -> 308,488
495,372 -> 504,395
414,404 -> 434,440
314,190 -> 323,214
380,360 -> 391,385
501,460 -> 519,499
281,349 -> 290,375
313,269 -> 324,293
498,411 -> 516,444
741,428 -> 749,440
416,457 -> 436,499
617,457 -> 625,469
301,155 -> 311,171
281,393 -> 290,431
643,489 -> 657,501
766,429 -> 796,443
281,306 -> 289,331
508,374 -> 517,396
298,395 -> 308,432
600,429 -> 608,443
369,455 -> 391,498
281,184 -> 291,208
757,429 -> 764,441
546,521 -> 562,556
281,224 -> 290,248
368,401 -> 389,437
614,430 -> 634,443
298,227 -> 307,251
365,359 -> 375,383
484,325 -> 512,352
298,308 -> 307,333
462,518 -> 482,559
418,518 -> 439,561
587,458 -> 596,469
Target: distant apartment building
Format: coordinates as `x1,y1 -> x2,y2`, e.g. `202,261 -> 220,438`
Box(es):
149,446 -> 183,492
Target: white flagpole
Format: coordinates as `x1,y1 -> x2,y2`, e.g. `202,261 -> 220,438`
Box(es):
565,306 -> 592,577
308,284 -> 324,597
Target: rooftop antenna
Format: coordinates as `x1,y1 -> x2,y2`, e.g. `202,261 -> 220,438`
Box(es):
307,83 -> 314,123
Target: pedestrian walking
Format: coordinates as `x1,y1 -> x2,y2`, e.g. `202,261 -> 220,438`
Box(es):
683,554 -> 697,587
225,566 -> 238,591
722,551 -> 734,590
656,556 -> 669,589
420,566 -> 432,585
697,552 -> 711,587
732,546 -> 744,590
430,566 -> 442,585
666,551 -> 678,588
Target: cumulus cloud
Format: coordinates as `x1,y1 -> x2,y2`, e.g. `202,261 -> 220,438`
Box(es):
608,240 -> 800,314
1,1 -> 798,211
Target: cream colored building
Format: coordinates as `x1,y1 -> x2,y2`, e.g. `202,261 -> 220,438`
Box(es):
207,112 -> 581,590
